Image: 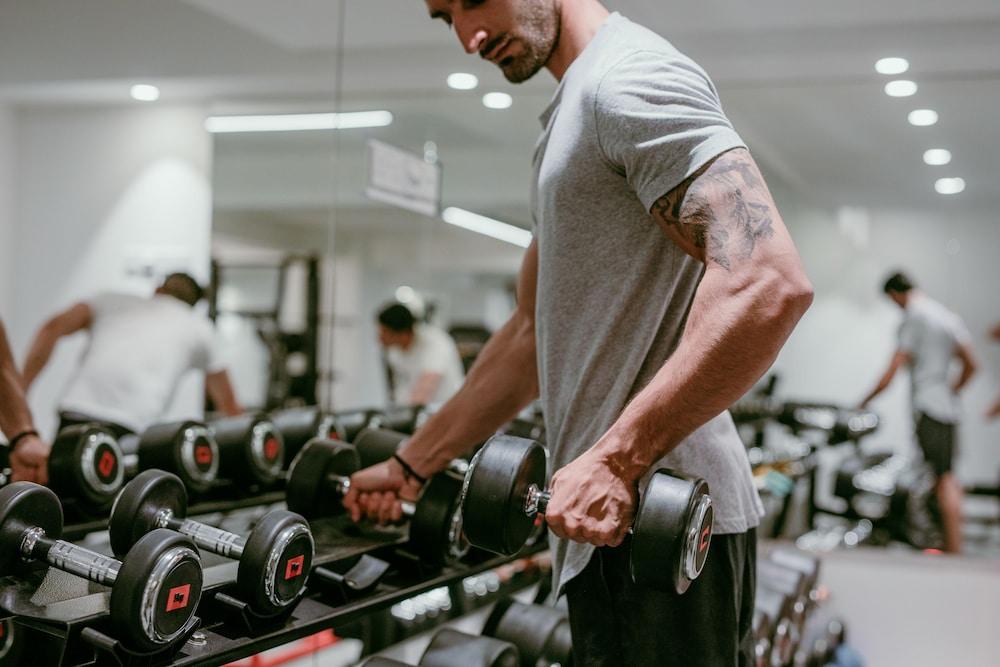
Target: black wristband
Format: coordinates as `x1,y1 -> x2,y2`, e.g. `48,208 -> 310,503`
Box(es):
8,430 -> 39,452
392,453 -> 427,484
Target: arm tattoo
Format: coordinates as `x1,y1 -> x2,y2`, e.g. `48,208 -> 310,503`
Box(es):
650,148 -> 775,270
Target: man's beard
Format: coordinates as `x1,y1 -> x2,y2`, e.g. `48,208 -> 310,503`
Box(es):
499,0 -> 560,83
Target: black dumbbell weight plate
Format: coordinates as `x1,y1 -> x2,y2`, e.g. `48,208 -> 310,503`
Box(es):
419,628 -> 519,667
109,469 -> 188,558
139,421 -> 218,494
354,428 -> 408,469
408,471 -> 467,567
48,423 -> 124,508
111,528 -> 202,652
483,598 -> 573,667
237,509 -> 314,614
286,439 -> 359,519
0,484 -> 63,577
461,435 -> 546,556
630,470 -> 712,594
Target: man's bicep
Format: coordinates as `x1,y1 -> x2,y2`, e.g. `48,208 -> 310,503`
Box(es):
649,148 -> 791,273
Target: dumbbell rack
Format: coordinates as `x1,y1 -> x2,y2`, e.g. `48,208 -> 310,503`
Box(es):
0,508 -> 545,666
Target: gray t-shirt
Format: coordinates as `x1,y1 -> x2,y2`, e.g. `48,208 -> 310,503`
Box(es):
898,294 -> 971,424
532,12 -> 764,595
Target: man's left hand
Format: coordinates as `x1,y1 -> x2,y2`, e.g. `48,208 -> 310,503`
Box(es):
544,449 -> 637,548
10,435 -> 50,484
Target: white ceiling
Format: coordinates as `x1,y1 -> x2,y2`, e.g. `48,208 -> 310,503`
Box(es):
2,0 -> 998,218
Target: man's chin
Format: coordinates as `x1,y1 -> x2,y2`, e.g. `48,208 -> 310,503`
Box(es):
501,60 -> 545,84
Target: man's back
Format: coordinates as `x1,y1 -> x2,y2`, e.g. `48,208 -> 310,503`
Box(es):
900,294 -> 971,423
61,293 -> 217,432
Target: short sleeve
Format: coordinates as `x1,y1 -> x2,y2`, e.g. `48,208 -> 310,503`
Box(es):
948,315 -> 972,346
593,50 -> 746,212
87,292 -> 133,318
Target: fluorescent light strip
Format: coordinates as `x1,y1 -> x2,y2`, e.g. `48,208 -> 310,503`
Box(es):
442,207 -> 532,248
205,110 -> 393,133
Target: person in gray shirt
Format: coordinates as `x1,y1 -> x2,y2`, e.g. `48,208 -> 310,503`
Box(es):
861,271 -> 977,553
344,1 -> 813,664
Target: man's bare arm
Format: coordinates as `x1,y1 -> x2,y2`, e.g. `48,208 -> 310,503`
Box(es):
398,241 -> 540,477
0,321 -> 34,437
951,343 -> 977,394
860,350 -> 910,408
408,371 -> 443,407
1,320 -> 51,483
22,303 -> 92,389
205,370 -> 244,417
590,148 -> 813,479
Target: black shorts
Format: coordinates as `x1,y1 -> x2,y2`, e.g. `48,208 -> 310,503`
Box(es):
564,529 -> 757,666
915,413 -> 956,476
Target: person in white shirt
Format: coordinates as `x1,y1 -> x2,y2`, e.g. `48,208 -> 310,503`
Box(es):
861,271 -> 978,553
376,302 -> 465,407
22,273 -> 243,436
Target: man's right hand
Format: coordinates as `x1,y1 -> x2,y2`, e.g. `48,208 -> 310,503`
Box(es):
342,459 -> 424,524
9,434 -> 50,484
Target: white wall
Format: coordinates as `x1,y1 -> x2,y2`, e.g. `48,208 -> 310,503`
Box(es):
0,105 -> 14,317
775,203 -> 1000,485
10,104 -> 212,437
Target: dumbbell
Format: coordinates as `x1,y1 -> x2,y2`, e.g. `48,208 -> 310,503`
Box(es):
286,439 -> 469,567
337,409 -> 381,442
482,598 -> 573,667
109,470 -> 313,616
270,406 -> 344,464
769,548 -> 821,601
367,405 -> 423,435
754,585 -> 797,667
420,628 -> 519,667
0,482 -> 202,651
793,610 -> 845,667
751,609 -> 773,667
119,421 -> 219,494
352,428 -> 469,475
461,435 -> 714,594
759,558 -> 810,634
210,413 -> 285,487
0,423 -> 124,510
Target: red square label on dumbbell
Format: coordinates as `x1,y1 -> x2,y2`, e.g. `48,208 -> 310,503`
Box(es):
98,451 -> 116,478
264,438 -> 279,461
165,584 -> 191,612
195,445 -> 212,465
284,555 -> 304,580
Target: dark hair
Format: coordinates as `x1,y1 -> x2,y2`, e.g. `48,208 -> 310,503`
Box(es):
160,272 -> 205,307
883,271 -> 914,295
377,303 -> 415,332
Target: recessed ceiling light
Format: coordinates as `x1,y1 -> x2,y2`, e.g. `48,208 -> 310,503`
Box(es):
884,80 -> 917,97
447,72 -> 479,90
875,57 -> 909,75
934,177 -> 965,195
923,149 -> 952,166
204,110 -> 393,133
482,92 -> 513,110
130,84 -> 160,102
908,109 -> 938,127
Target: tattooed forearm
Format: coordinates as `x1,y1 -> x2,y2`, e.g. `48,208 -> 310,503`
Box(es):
650,148 -> 776,270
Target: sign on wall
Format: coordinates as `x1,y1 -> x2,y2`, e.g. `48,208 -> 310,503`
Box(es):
365,139 -> 442,217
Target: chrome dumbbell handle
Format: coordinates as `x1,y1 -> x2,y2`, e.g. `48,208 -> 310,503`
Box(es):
20,526 -> 121,586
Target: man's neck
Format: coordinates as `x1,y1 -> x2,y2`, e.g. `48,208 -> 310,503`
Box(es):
546,0 -> 611,81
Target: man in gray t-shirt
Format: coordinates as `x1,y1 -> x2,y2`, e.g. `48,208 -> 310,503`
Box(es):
861,271 -> 977,553
345,2 -> 813,664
